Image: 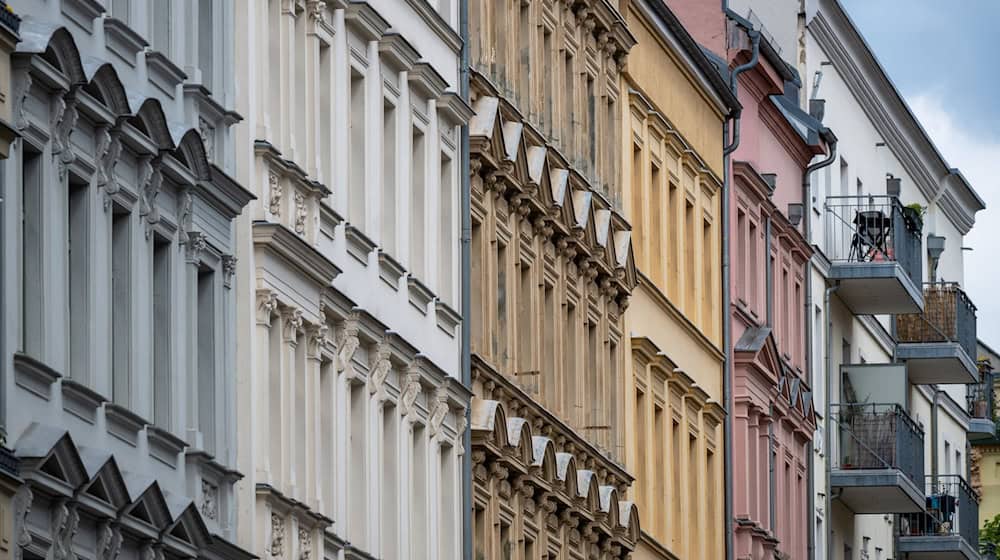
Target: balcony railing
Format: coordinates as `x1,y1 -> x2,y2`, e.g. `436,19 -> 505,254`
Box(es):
833,403 -> 924,484
824,195 -> 922,282
899,475 -> 979,550
898,282 -> 977,359
969,363 -> 994,421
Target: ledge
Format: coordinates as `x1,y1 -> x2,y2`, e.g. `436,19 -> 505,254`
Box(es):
403,0 -> 462,53
407,275 -> 435,315
61,379 -> 106,425
104,403 -> 150,448
61,0 -> 101,34
147,426 -> 188,469
378,33 -> 419,70
434,299 -> 461,337
145,50 -> 187,98
344,2 -> 389,42
253,221 -> 341,286
377,250 -> 405,290
437,91 -> 475,126
408,62 -> 448,98
13,353 -> 60,401
103,17 -> 147,67
344,225 -> 376,265
319,203 -> 343,240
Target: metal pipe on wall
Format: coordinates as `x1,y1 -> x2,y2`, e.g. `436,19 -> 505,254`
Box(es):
459,0 -> 472,558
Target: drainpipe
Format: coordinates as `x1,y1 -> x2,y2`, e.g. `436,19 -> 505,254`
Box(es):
803,135 -> 837,560
824,284 -> 838,560
459,1 -> 472,559
931,389 -> 940,478
722,26 -> 760,560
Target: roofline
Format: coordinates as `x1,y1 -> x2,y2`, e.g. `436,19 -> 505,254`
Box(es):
725,8 -> 799,86
820,0 -> 986,213
642,0 -> 741,115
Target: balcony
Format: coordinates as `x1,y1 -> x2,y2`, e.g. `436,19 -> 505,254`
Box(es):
968,361 -> 995,440
824,195 -> 923,314
897,283 -> 978,384
898,475 -> 980,560
831,403 -> 926,513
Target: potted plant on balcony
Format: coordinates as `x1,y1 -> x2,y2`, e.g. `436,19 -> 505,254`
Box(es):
903,203 -> 925,233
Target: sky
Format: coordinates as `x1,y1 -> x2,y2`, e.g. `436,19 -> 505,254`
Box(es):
840,0 -> 1000,349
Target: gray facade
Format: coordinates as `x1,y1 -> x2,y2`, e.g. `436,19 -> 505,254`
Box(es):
1,1 -> 252,558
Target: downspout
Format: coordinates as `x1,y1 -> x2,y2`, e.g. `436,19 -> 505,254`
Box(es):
765,213 -> 775,535
931,389 -> 940,478
804,135 -> 837,560
459,1 -> 472,559
722,26 -> 760,560
824,284 -> 839,560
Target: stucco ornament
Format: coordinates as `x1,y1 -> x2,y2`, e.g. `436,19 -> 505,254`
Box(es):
269,174 -> 283,216
222,255 -> 238,288
96,126 -> 123,210
428,387 -> 450,436
400,369 -> 422,417
453,405 -> 467,455
51,500 -> 80,560
51,93 -> 79,182
185,231 -> 208,264
282,308 -> 304,343
96,521 -> 123,560
13,68 -> 31,131
335,317 -> 360,374
178,190 -> 195,244
199,117 -> 215,161
369,342 -> 392,396
270,513 -> 285,557
257,290 -> 280,326
294,191 -> 307,235
12,485 -> 32,560
298,528 -> 312,560
201,479 -> 219,520
307,1 -> 326,23
307,323 -> 329,359
139,156 -> 164,237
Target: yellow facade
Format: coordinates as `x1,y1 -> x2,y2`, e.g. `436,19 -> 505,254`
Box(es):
620,3 -> 731,559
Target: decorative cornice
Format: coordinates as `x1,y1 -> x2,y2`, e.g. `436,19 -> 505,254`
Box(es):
377,32 -> 419,71
253,221 -> 341,286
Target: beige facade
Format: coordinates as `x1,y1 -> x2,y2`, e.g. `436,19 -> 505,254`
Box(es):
467,1 -> 641,559
620,2 -> 734,559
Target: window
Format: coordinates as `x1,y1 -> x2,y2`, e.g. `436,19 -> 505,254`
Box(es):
587,76 -> 596,174
518,2 -> 530,109
349,70 -> 366,227
410,125 -> 426,277
197,268 -> 216,453
671,420 -> 682,544
650,163 -> 663,284
541,284 -> 556,403
320,357 -> 335,511
111,208 -> 132,406
586,321 -> 599,441
516,261 -> 534,388
111,0 -> 130,23
382,100 -> 397,253
654,404 -> 666,535
382,405 -> 398,557
668,181 -> 679,299
839,157 -> 849,197
152,236 -> 172,427
702,218 -> 712,329
737,209 -> 747,302
542,29 -> 553,135
150,0 -> 171,54
438,446 -> 456,560
199,0 -> 214,91
439,152 -> 455,302
319,43 -> 333,183
685,200 -> 695,310
495,242 -> 508,368
21,149 -> 42,356
348,383 -> 367,542
412,425 -> 427,559
630,145 -> 644,263
563,303 -> 577,421
563,51 -> 574,152
635,388 -> 647,501
68,177 -> 90,381
471,221 -> 484,352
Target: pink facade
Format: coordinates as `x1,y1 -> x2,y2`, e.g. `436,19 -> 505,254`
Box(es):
668,2 -> 829,558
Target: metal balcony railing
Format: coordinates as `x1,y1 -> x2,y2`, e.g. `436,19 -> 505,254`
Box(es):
899,475 -> 980,549
897,282 -> 978,358
833,403 -> 924,485
824,195 -> 922,282
969,361 -> 994,422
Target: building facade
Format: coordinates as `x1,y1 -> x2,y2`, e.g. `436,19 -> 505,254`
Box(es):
2,0 -> 255,557
466,1 -> 641,558
230,2 -> 470,560
618,1 -> 738,558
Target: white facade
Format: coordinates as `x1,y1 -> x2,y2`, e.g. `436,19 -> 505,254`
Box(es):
230,2 -> 470,560
1,0 -> 253,558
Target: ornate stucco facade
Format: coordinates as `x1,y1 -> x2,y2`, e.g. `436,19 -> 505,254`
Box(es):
231,2 -> 471,560
466,1 -> 641,558
618,2 -> 737,559
2,0 -> 254,558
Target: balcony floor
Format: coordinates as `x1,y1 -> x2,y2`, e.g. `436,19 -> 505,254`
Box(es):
898,342 -> 978,384
832,468 -> 926,513
896,535 -> 979,560
829,262 -> 923,314
968,417 -> 996,440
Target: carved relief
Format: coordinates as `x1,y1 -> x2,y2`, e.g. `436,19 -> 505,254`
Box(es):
453,405 -> 467,455
400,369 -> 422,417
307,1 -> 326,24
96,520 -> 123,560
12,486 -> 32,560
50,500 -> 79,560
307,323 -> 329,359
369,342 -> 392,396
269,174 -> 283,217
294,191 -> 307,235
13,69 -> 31,131
178,190 -> 195,243
282,308 -> 304,343
270,513 -> 285,557
96,126 -> 124,210
257,290 -> 279,326
335,316 -> 360,373
428,387 -> 450,436
201,480 -> 219,521
185,231 -> 208,264
51,93 -> 79,181
199,117 -> 215,161
139,156 -> 163,237
222,255 -> 238,288
298,528 -> 312,560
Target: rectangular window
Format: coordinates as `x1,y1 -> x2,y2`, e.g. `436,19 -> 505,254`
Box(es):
839,157 -> 849,197
542,284 -> 556,403
671,420 -> 682,545
563,52 -> 574,153
471,221 -> 484,353
587,76 -> 596,174
737,209 -> 747,302
685,201 -> 695,310
348,383 -> 367,542
689,435 -> 699,542
382,100 -> 397,254
68,177 -> 90,381
703,218 -> 712,331
473,506 -> 486,560
587,321 -> 599,441
495,242 -> 508,368
438,446 -> 455,560
500,521 -> 512,560
197,268 -> 216,453
320,358 -> 335,511
542,29 -> 553,135
635,388 -> 647,501
382,405 -> 398,558
21,149 -> 42,356
563,303 -> 577,421
518,2 -> 530,109
668,181 -> 679,300
631,144 -> 644,264
749,220 -> 758,312
412,425 -> 427,559
439,152 -> 454,302
319,43 -> 333,184
349,70 -> 366,227
150,0 -> 171,54
650,163 -> 663,285
654,404 -> 666,535
410,125 -> 426,278
111,0 -> 130,22
111,208 -> 132,405
198,0 -> 214,92
517,261 -> 533,386
152,236 -> 172,427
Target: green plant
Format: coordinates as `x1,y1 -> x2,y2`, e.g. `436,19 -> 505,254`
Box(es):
904,203 -> 926,218
981,513 -> 1000,551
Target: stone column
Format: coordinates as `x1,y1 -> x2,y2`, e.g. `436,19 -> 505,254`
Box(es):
280,306 -> 303,495
255,290 -> 278,482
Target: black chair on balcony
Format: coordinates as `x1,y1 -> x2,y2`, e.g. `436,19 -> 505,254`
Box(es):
849,209 -> 892,262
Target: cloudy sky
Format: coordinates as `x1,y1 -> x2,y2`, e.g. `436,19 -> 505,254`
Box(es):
839,0 -> 1000,349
